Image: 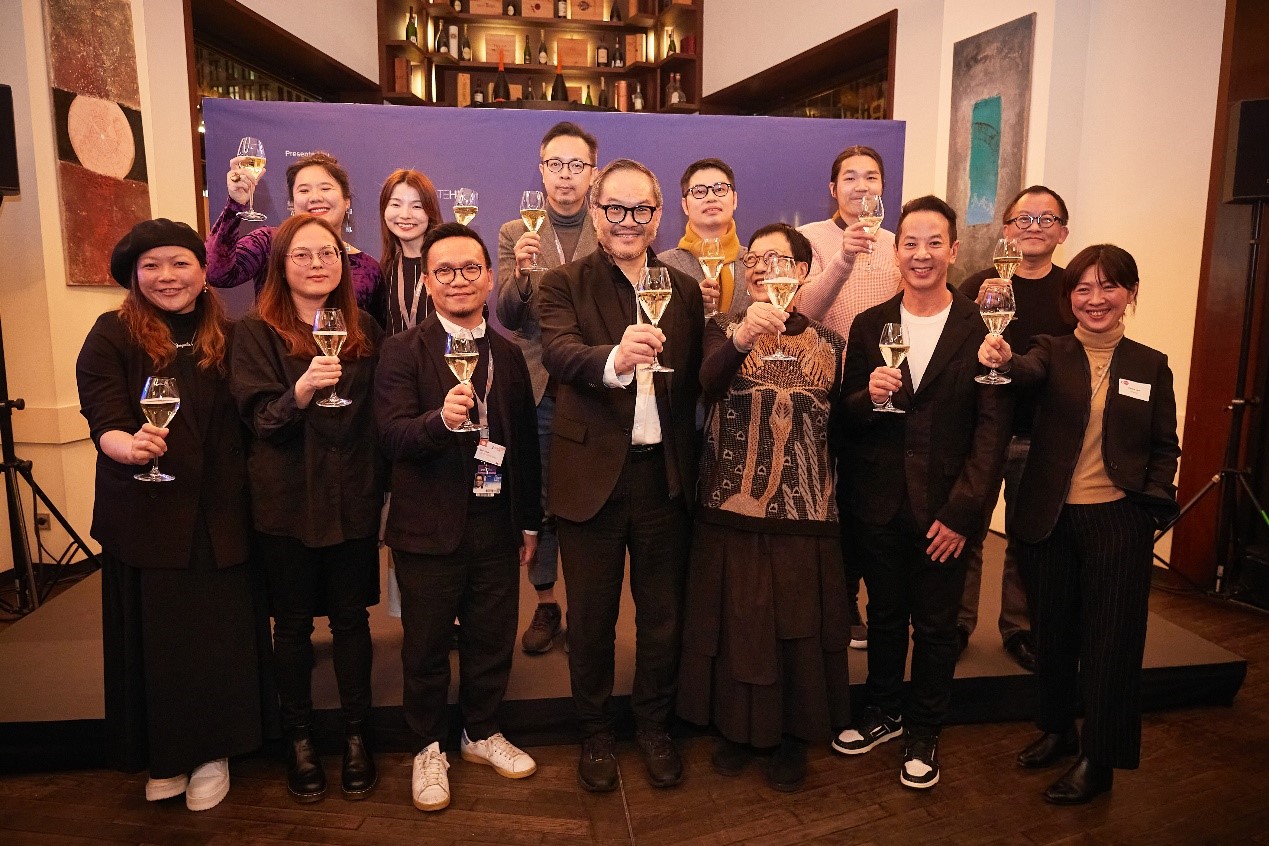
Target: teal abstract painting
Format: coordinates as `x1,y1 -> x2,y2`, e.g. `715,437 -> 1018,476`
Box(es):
967,95 -> 1001,226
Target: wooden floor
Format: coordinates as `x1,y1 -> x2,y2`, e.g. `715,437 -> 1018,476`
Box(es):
1,577 -> 1266,845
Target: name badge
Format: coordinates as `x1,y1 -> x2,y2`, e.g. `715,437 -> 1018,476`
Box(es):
475,440 -> 506,466
1119,378 -> 1152,402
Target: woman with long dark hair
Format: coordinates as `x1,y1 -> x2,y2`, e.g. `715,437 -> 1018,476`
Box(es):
378,168 -> 444,335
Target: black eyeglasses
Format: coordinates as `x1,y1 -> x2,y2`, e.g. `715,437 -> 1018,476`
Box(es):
1005,213 -> 1066,229
429,263 -> 485,285
684,182 -> 733,200
597,203 -> 658,225
286,246 -> 342,267
542,158 -> 594,175
740,250 -> 796,268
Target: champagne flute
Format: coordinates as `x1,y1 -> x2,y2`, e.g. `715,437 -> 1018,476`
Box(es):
313,308 -> 352,407
698,236 -> 724,319
520,190 -> 546,271
761,256 -> 799,362
453,188 -> 478,226
993,238 -> 1021,283
135,376 -> 180,482
874,323 -> 908,413
858,192 -> 885,266
236,137 -> 268,222
636,267 -> 674,373
975,280 -> 1016,385
445,330 -> 482,431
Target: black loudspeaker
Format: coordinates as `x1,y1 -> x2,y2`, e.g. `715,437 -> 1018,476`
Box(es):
0,85 -> 17,197
1230,99 -> 1269,204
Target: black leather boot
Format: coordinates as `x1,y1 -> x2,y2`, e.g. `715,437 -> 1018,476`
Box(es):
286,727 -> 326,803
1044,756 -> 1113,804
1016,728 -> 1079,769
341,721 -> 377,798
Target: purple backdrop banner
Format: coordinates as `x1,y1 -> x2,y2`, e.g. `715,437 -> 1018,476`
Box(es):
203,99 -> 905,315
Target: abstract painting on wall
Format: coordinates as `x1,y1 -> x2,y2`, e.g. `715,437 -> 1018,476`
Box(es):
44,0 -> 151,287
946,14 -> 1035,283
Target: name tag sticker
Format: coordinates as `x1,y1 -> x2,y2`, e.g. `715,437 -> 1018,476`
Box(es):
1119,378 -> 1151,402
475,440 -> 506,466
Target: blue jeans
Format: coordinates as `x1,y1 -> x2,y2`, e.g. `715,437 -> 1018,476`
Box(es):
529,394 -> 560,590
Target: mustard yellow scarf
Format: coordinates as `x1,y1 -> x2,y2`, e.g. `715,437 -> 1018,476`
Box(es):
678,221 -> 742,312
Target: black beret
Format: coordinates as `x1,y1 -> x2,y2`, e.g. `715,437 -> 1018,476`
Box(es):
109,218 -> 207,288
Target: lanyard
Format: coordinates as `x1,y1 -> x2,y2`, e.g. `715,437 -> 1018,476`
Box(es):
473,341 -> 495,433
397,258 -> 428,331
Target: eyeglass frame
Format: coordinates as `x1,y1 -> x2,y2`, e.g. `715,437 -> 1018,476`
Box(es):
429,262 -> 487,285
541,158 -> 595,175
286,246 -> 343,267
740,250 -> 798,269
683,181 -> 734,200
595,203 -> 659,225
1004,213 -> 1067,230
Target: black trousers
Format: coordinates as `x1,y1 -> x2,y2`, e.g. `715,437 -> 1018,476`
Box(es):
855,507 -> 967,736
1019,498 -> 1155,769
392,508 -> 521,751
556,446 -> 690,737
256,533 -> 377,730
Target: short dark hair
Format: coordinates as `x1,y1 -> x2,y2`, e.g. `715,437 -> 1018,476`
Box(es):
589,158 -> 663,208
1060,244 -> 1139,321
747,222 -> 813,267
421,222 -> 492,269
285,151 -> 350,201
1004,185 -> 1070,223
897,195 -> 958,244
680,158 -> 736,196
540,121 -> 598,162
830,145 -> 885,184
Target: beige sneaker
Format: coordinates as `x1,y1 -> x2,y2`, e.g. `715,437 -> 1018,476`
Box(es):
411,742 -> 450,812
185,758 -> 229,811
144,773 -> 188,802
460,731 -> 537,779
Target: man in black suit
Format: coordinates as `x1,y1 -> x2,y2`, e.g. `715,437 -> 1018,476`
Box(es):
832,196 -> 1010,790
376,223 -> 543,813
538,159 -> 705,792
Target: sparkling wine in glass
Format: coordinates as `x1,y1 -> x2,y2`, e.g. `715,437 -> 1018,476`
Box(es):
874,322 -> 908,413
698,236 -> 724,318
236,137 -> 268,222
975,280 -> 1015,385
761,256 -> 799,362
135,376 -> 179,482
313,308 -> 352,407
993,238 -> 1021,282
636,267 -> 674,373
445,330 -> 482,431
858,192 -> 885,266
520,190 -> 546,271
453,188 -> 478,226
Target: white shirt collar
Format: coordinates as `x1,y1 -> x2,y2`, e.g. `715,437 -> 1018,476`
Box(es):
436,313 -> 486,338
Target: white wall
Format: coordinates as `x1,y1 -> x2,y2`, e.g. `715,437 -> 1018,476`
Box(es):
239,0 -> 380,82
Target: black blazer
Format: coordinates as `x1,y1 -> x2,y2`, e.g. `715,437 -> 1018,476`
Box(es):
75,311 -> 251,569
538,248 -> 704,523
375,314 -> 542,555
839,289 -> 1012,539
1007,333 -> 1180,543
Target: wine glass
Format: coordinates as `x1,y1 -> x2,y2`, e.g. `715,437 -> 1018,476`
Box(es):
874,323 -> 907,413
975,280 -> 1016,385
760,256 -> 799,362
445,330 -> 482,431
858,192 -> 885,266
135,376 -> 179,482
698,236 -> 724,319
312,308 -> 352,407
236,137 -> 268,222
453,188 -> 478,225
520,190 -> 546,271
993,238 -> 1021,283
635,267 -> 674,373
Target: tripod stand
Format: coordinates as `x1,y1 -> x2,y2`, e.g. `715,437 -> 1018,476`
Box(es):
1156,198 -> 1269,601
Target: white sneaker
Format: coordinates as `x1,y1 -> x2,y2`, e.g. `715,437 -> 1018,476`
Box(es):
460,730 -> 537,779
145,774 -> 188,802
412,742 -> 451,812
185,758 -> 230,811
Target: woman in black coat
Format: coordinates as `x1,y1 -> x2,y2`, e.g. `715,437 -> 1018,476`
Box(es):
230,213 -> 385,803
979,244 -> 1180,805
76,219 -> 263,812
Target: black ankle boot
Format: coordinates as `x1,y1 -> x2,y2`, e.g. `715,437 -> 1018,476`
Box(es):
1044,756 -> 1113,805
341,721 -> 377,798
286,727 -> 326,802
766,737 -> 808,792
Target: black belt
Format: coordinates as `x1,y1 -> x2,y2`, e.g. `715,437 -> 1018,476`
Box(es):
629,442 -> 664,459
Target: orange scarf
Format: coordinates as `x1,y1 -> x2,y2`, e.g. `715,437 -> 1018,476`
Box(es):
678,220 -> 741,312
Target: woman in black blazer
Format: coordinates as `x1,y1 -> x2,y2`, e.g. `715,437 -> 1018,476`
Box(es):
980,244 -> 1180,805
230,214 -> 385,803
76,219 -> 264,812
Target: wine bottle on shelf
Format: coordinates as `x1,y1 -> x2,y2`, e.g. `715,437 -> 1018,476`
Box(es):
493,51 -> 511,101
524,77 -> 535,100
596,35 -> 609,67
556,0 -> 568,18
460,25 -> 472,61
405,5 -> 418,44
612,37 -> 624,68
523,36 -> 532,64
550,60 -> 569,101
667,28 -> 676,55
631,81 -> 644,111
473,79 -> 485,104
598,76 -> 609,108
583,84 -> 593,106
611,1 -> 622,23
537,29 -> 549,64
434,18 -> 448,54
667,72 -> 685,105
448,24 -> 460,57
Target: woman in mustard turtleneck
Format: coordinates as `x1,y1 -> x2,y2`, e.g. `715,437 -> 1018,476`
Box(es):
978,244 -> 1180,806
